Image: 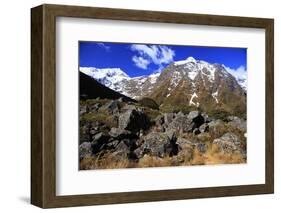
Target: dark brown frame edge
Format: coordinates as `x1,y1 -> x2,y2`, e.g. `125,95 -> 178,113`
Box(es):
31,4 -> 274,208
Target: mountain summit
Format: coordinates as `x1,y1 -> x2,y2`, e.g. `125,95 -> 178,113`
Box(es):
149,58 -> 246,115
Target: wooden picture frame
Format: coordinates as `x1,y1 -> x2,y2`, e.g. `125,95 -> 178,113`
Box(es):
31,4 -> 274,208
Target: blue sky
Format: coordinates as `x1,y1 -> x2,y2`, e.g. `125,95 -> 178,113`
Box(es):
79,41 -> 247,77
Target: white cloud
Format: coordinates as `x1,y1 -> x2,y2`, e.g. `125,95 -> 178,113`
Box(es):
132,56 -> 150,69
224,65 -> 247,90
224,65 -> 247,80
97,42 -> 111,51
131,44 -> 175,69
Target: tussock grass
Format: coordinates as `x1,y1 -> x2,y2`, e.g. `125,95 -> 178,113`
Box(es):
190,143 -> 245,165
138,155 -> 173,168
80,153 -> 131,170
80,143 -> 245,170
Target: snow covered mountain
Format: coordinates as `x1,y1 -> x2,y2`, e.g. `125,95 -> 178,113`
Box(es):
79,67 -> 130,95
79,67 -> 160,98
80,57 -> 246,115
149,57 -> 246,115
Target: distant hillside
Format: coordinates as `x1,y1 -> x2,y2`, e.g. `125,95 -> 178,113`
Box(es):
79,72 -> 135,102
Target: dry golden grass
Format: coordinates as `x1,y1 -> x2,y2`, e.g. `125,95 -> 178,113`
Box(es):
80,153 -> 131,170
190,143 -> 245,165
80,142 -> 245,170
138,155 -> 173,168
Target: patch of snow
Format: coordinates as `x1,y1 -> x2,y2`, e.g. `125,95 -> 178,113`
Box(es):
148,72 -> 160,84
189,92 -> 200,107
188,70 -> 198,80
199,62 -> 216,81
170,71 -> 181,87
212,90 -> 219,103
174,56 -> 197,66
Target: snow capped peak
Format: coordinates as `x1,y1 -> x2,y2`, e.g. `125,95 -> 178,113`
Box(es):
174,56 -> 197,66
80,67 -> 129,78
79,67 -> 130,95
186,56 -> 197,63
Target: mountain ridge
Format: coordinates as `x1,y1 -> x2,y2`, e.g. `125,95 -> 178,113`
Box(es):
80,57 -> 247,116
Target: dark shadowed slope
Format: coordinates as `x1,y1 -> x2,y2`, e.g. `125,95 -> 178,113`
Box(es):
79,72 -> 136,102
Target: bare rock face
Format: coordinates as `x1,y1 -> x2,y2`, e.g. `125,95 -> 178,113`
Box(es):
213,133 -> 241,153
118,109 -> 150,133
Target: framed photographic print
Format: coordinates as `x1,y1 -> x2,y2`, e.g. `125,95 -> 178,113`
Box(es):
31,4 -> 274,208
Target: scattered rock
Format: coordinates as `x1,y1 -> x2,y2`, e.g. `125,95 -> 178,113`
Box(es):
167,113 -> 193,133
141,132 -> 178,158
134,147 -> 144,159
115,140 -> 130,153
213,133 -> 241,153
188,111 -> 205,129
118,97 -> 125,102
101,100 -> 119,114
196,143 -> 208,153
118,109 -> 150,132
106,140 -> 120,149
154,115 -> 164,126
176,144 -> 194,163
193,128 -> 201,135
164,113 -> 175,124
90,103 -> 101,111
176,137 -> 194,147
80,105 -> 88,115
79,121 -> 92,142
121,138 -> 138,151
202,112 -> 212,123
79,142 -> 92,160
197,132 -> 211,142
228,117 -> 246,132
109,127 -> 137,140
91,132 -> 110,154
80,97 -> 247,166
187,111 -> 200,120
199,123 -> 209,133
208,119 -> 224,133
